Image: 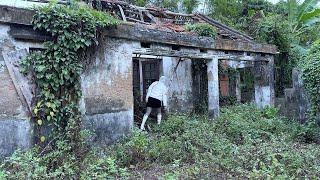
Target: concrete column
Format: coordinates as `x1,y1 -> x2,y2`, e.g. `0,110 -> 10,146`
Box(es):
162,57 -> 193,113
235,70 -> 241,102
254,55 -> 275,108
207,56 -> 219,118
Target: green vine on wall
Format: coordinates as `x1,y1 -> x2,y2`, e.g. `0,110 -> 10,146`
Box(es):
20,3 -> 119,148
302,40 -> 320,124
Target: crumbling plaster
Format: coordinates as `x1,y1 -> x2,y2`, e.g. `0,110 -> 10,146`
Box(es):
162,56 -> 194,113
81,37 -> 139,145
0,23 -> 43,160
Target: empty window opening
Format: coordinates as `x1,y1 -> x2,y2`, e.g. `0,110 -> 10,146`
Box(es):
200,49 -> 207,53
141,42 -> 151,48
29,47 -> 44,53
172,45 -> 181,51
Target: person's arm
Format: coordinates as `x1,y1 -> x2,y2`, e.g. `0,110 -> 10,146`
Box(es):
146,82 -> 155,102
162,87 -> 168,108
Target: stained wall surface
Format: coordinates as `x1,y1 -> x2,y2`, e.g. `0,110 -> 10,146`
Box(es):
0,24 -> 42,159
162,56 -> 194,113
81,37 -> 139,145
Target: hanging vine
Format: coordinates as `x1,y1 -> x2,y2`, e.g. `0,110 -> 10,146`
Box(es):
20,3 -> 119,148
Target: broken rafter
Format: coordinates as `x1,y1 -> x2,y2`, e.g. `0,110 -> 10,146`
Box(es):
133,48 -> 270,61
134,48 -> 213,59
117,5 -> 127,21
126,17 -> 150,25
196,14 -> 254,42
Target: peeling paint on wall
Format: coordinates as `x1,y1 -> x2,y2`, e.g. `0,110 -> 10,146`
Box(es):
0,119 -> 32,160
162,57 -> 193,113
83,110 -> 133,145
80,37 -> 139,144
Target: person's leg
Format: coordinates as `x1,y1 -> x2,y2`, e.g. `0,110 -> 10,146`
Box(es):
156,107 -> 162,125
140,107 -> 152,130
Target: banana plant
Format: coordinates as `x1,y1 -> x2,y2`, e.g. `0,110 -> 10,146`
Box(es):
287,0 -> 320,37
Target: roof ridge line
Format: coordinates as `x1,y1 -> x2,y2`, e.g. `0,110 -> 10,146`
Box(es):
196,14 -> 253,42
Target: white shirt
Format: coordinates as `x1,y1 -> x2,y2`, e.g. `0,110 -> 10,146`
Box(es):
146,81 -> 168,107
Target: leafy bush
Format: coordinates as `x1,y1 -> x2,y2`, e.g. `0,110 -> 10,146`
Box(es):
185,23 -> 217,38
219,96 -> 237,106
254,14 -> 291,53
302,40 -> 320,120
0,139 -> 127,179
109,129 -> 150,166
109,104 -> 320,178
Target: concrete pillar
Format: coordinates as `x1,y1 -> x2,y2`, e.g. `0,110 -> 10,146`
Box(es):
162,57 -> 194,113
207,56 -> 219,118
254,55 -> 275,108
235,70 -> 241,102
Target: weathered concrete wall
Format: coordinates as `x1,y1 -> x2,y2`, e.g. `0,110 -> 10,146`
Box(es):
0,23 -> 41,160
81,37 -> 139,145
276,69 -> 311,122
254,55 -> 275,108
207,53 -> 220,118
0,119 -> 31,160
162,56 -> 193,113
0,56 -> 24,116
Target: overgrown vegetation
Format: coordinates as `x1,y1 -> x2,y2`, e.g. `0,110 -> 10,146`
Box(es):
0,139 -> 128,179
2,104 -> 320,178
1,0 -> 320,179
105,105 -> 320,178
185,23 -> 217,38
302,40 -> 320,121
15,2 -> 119,178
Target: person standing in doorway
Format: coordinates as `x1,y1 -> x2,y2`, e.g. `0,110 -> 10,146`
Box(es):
140,76 -> 168,130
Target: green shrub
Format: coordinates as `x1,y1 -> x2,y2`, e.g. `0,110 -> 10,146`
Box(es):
185,23 -> 217,38
80,152 -> 128,179
109,129 -> 150,166
302,40 -> 320,120
0,149 -> 48,179
0,139 -> 127,179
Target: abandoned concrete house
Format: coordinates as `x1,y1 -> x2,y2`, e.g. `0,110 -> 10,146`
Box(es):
0,0 -> 277,159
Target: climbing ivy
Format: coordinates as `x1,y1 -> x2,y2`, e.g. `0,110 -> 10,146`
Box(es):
302,40 -> 320,123
20,3 -> 119,148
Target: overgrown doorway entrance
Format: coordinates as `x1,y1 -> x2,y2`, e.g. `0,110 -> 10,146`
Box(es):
192,59 -> 208,114
132,57 -> 161,124
239,67 -> 255,103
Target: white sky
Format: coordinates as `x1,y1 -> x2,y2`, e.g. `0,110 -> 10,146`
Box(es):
267,0 -> 280,4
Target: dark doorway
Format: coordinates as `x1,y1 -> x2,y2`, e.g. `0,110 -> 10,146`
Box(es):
192,59 -> 208,114
218,61 -> 238,107
239,67 -> 255,103
132,58 -> 161,123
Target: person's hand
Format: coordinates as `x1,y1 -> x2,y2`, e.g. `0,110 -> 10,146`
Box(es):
145,97 -> 148,102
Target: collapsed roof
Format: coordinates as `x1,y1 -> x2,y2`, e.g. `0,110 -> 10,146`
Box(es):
92,0 -> 254,42
1,0 -> 277,54
24,0 -> 254,42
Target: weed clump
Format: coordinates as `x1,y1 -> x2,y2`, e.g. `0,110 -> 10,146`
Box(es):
109,104 -> 320,178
